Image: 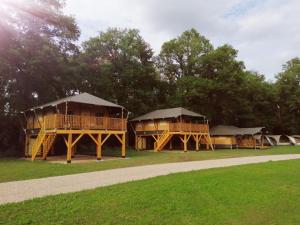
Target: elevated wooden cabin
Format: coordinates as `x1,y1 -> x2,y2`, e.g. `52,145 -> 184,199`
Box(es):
23,93 -> 127,163
131,107 -> 214,152
210,125 -> 266,149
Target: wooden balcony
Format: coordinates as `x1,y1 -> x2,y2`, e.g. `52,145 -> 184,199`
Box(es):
27,114 -> 127,131
136,122 -> 209,133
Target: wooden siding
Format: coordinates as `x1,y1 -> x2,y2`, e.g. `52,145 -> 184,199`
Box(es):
210,136 -> 237,145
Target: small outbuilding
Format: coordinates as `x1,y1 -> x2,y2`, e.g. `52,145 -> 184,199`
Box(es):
210,125 -> 266,149
266,135 -> 296,146
23,92 -> 127,163
292,135 -> 300,145
131,107 -> 214,152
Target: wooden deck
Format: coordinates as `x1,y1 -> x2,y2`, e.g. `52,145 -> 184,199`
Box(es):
26,114 -> 126,162
136,122 -> 209,133
27,114 -> 126,131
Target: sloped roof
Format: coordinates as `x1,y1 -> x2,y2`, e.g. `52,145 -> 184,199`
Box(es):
131,107 -> 205,121
27,92 -> 123,111
210,125 -> 264,136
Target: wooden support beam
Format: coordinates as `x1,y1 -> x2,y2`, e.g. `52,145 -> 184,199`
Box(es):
203,135 -> 214,151
71,145 -> 76,158
208,135 -> 214,151
184,134 -> 187,152
25,135 -> 30,157
195,134 -> 199,151
71,133 -> 84,147
121,133 -> 126,158
63,136 -> 68,146
33,109 -> 43,128
205,135 -> 209,150
199,134 -> 203,150
114,134 -> 122,144
66,133 -> 72,163
97,134 -> 102,160
186,134 -> 191,142
179,136 -> 184,143
135,136 -> 138,150
101,134 -> 111,145
152,135 -> 158,142
88,133 -> 98,145
121,108 -> 123,130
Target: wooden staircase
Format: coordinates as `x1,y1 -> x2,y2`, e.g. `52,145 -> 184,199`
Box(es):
42,133 -> 56,159
31,129 -> 57,161
30,120 -> 56,161
31,126 -> 46,161
155,131 -> 173,152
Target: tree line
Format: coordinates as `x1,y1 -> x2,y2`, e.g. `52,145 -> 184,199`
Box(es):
0,0 -> 299,154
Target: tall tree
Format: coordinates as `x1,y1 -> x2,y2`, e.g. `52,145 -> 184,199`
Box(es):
0,0 -> 80,112
81,28 -> 164,116
275,58 -> 300,134
170,43 -> 247,125
0,0 -> 80,153
158,28 -> 213,83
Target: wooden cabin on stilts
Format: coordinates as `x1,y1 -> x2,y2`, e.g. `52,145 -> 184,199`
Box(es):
22,93 -> 127,163
131,107 -> 214,152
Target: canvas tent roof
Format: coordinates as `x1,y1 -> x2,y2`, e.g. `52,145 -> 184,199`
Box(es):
210,125 -> 264,136
131,107 -> 205,121
26,92 -> 123,111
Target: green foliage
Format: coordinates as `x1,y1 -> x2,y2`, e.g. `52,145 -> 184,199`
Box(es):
0,0 -> 80,152
170,44 -> 275,128
275,58 -> 300,134
80,28 -> 163,116
158,28 -> 213,82
0,0 -> 80,111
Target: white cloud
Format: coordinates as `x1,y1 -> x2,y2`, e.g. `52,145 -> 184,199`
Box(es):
64,0 -> 300,79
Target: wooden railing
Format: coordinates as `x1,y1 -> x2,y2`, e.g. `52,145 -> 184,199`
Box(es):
169,123 -> 209,133
29,114 -> 126,131
136,122 -> 209,133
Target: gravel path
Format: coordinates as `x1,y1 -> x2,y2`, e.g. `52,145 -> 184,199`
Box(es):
1,154 -> 300,205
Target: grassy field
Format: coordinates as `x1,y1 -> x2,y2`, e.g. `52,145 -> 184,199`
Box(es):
0,146 -> 300,183
1,159 -> 300,225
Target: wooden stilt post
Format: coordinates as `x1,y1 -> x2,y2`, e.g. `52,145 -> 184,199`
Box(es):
206,135 -> 209,150
208,135 -> 214,151
71,145 -> 75,158
169,137 -> 173,150
97,133 -> 102,160
196,135 -> 199,151
122,133 -> 126,158
184,134 -> 187,152
25,135 -> 29,157
67,133 -> 72,163
135,136 -> 139,150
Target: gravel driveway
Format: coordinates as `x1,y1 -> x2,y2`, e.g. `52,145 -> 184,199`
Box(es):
1,154 -> 300,205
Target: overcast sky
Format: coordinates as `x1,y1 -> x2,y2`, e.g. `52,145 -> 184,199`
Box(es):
64,0 -> 300,80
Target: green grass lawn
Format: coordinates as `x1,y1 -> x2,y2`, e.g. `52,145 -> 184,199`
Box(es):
1,159 -> 300,225
0,146 -> 300,183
